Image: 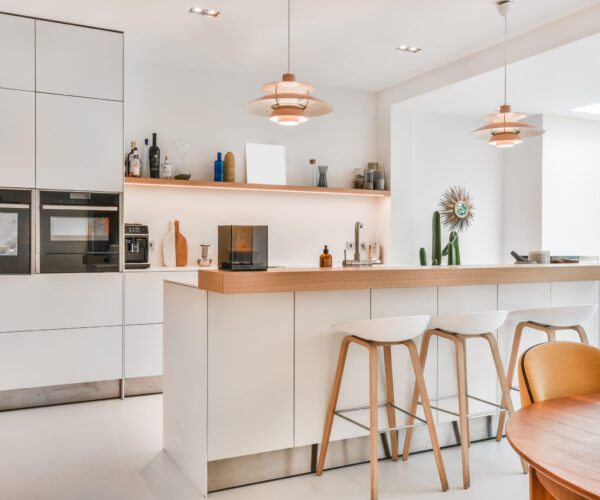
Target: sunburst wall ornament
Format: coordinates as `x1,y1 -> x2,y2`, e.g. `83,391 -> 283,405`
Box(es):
439,186 -> 474,232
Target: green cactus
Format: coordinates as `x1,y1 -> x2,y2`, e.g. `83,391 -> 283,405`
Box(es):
452,231 -> 461,265
445,232 -> 460,265
432,211 -> 441,266
419,247 -> 427,266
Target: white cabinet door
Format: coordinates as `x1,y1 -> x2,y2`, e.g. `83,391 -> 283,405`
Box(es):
125,271 -> 198,325
0,89 -> 35,188
125,324 -> 163,378
0,326 -> 122,391
36,93 -> 123,192
208,292 -> 294,460
0,273 -> 122,333
0,14 -> 34,91
295,289 -> 371,447
36,20 -> 123,101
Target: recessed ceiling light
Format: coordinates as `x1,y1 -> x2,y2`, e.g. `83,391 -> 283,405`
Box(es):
189,7 -> 220,17
397,45 -> 421,53
572,103 -> 600,115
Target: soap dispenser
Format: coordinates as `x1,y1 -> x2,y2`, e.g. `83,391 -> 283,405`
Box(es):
320,245 -> 333,268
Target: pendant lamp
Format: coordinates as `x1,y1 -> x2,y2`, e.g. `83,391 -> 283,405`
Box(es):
473,1 -> 544,148
244,0 -> 333,126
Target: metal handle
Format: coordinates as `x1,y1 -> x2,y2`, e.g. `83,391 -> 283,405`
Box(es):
0,203 -> 30,209
42,204 -> 118,212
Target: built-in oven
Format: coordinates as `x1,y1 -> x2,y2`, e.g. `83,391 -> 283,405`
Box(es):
38,191 -> 120,273
0,189 -> 32,274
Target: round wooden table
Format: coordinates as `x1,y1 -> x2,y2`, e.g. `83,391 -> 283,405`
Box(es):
507,392 -> 600,500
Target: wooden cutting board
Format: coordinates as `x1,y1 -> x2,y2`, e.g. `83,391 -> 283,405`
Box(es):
174,220 -> 188,267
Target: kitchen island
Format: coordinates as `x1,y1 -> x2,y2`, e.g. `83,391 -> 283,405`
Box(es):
163,264 -> 600,496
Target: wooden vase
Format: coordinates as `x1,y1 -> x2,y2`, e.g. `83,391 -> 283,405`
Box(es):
224,152 -> 235,183
175,220 -> 188,267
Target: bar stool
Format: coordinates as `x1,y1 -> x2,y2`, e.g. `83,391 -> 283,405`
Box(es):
316,316 -> 448,500
496,304 -> 597,438
403,310 -> 527,489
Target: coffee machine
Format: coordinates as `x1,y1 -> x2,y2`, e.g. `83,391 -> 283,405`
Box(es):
125,223 -> 150,269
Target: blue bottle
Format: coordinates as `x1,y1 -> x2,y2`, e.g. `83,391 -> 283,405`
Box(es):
214,152 -> 224,182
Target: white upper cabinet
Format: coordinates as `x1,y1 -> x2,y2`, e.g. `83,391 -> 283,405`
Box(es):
0,14 -> 35,91
0,89 -> 35,188
36,20 -> 123,101
36,93 -> 123,192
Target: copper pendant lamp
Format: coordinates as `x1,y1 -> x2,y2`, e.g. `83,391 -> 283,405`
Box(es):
244,0 -> 333,126
473,1 -> 544,148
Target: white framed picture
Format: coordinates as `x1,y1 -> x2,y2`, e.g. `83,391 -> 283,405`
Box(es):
245,143 -> 286,185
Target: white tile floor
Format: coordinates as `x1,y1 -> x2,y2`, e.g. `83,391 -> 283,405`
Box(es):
0,395 -> 528,500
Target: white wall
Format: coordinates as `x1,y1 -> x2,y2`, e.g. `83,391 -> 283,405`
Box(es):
124,186 -> 384,268
502,115 -> 544,261
390,109 -> 504,265
542,115 -> 600,256
125,60 -> 377,189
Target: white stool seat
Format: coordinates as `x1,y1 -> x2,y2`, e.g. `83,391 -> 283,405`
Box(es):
428,310 -> 508,335
508,304 -> 597,327
333,315 -> 430,343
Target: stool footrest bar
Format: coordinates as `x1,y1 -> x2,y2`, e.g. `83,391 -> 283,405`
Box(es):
334,402 -> 427,433
420,393 -> 507,419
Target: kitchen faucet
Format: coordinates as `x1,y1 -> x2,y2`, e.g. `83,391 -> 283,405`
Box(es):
342,221 -> 382,267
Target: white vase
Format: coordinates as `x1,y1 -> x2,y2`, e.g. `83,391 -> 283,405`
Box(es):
162,221 -> 176,267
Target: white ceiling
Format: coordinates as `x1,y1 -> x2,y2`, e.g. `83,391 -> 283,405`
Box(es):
1,0 -> 599,91
398,32 -> 600,122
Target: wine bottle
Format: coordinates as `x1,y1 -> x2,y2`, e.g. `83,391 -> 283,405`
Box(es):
149,133 -> 161,178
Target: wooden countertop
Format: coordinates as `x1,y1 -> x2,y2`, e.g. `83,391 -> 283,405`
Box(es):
195,263 -> 600,294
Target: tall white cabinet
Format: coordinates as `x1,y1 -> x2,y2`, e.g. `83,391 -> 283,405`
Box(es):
0,13 -> 125,408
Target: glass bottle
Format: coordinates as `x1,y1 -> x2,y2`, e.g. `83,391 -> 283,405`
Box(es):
214,152 -> 224,182
129,147 -> 141,177
142,138 -> 150,178
318,165 -> 328,188
149,133 -> 160,178
320,245 -> 332,267
160,155 -> 173,179
307,159 -> 317,186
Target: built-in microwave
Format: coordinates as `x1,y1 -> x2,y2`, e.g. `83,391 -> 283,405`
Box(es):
0,189 -> 32,275
38,191 -> 120,273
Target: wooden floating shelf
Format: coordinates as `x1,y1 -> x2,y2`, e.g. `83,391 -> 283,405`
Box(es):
124,177 -> 390,197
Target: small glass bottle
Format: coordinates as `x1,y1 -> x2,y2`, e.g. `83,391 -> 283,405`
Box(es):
307,159 -> 317,186
160,155 -> 173,179
214,152 -> 224,182
142,138 -> 150,178
129,147 -> 141,177
320,245 -> 332,267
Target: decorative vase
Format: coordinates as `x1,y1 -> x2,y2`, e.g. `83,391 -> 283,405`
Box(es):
224,152 -> 235,182
162,221 -> 176,267
174,220 -> 188,267
318,165 -> 328,187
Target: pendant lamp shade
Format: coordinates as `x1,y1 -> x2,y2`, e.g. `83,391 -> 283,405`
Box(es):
244,1 -> 333,126
472,1 -> 543,147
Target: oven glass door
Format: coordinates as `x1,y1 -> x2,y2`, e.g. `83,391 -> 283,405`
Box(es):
0,192 -> 31,274
40,206 -> 119,254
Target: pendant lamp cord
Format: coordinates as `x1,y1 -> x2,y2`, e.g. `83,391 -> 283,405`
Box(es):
504,12 -> 508,105
287,0 -> 291,74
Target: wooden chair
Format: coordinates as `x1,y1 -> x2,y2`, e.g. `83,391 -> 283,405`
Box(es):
518,341 -> 600,408
497,304 -> 597,437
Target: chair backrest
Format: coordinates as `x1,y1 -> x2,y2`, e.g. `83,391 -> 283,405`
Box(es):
518,341 -> 600,408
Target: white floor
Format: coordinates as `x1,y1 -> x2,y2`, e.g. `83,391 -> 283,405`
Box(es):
0,395 -> 528,500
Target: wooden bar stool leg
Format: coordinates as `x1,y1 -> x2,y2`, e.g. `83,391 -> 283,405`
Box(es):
317,336 -> 352,475
497,321 -> 526,440
574,325 -> 590,344
483,332 -> 528,474
368,343 -> 379,500
402,329 -> 433,460
405,340 -> 449,492
454,336 -> 471,489
383,345 -> 398,461
462,342 -> 471,448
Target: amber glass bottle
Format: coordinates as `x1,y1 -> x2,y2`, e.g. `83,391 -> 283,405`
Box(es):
320,245 -> 333,267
